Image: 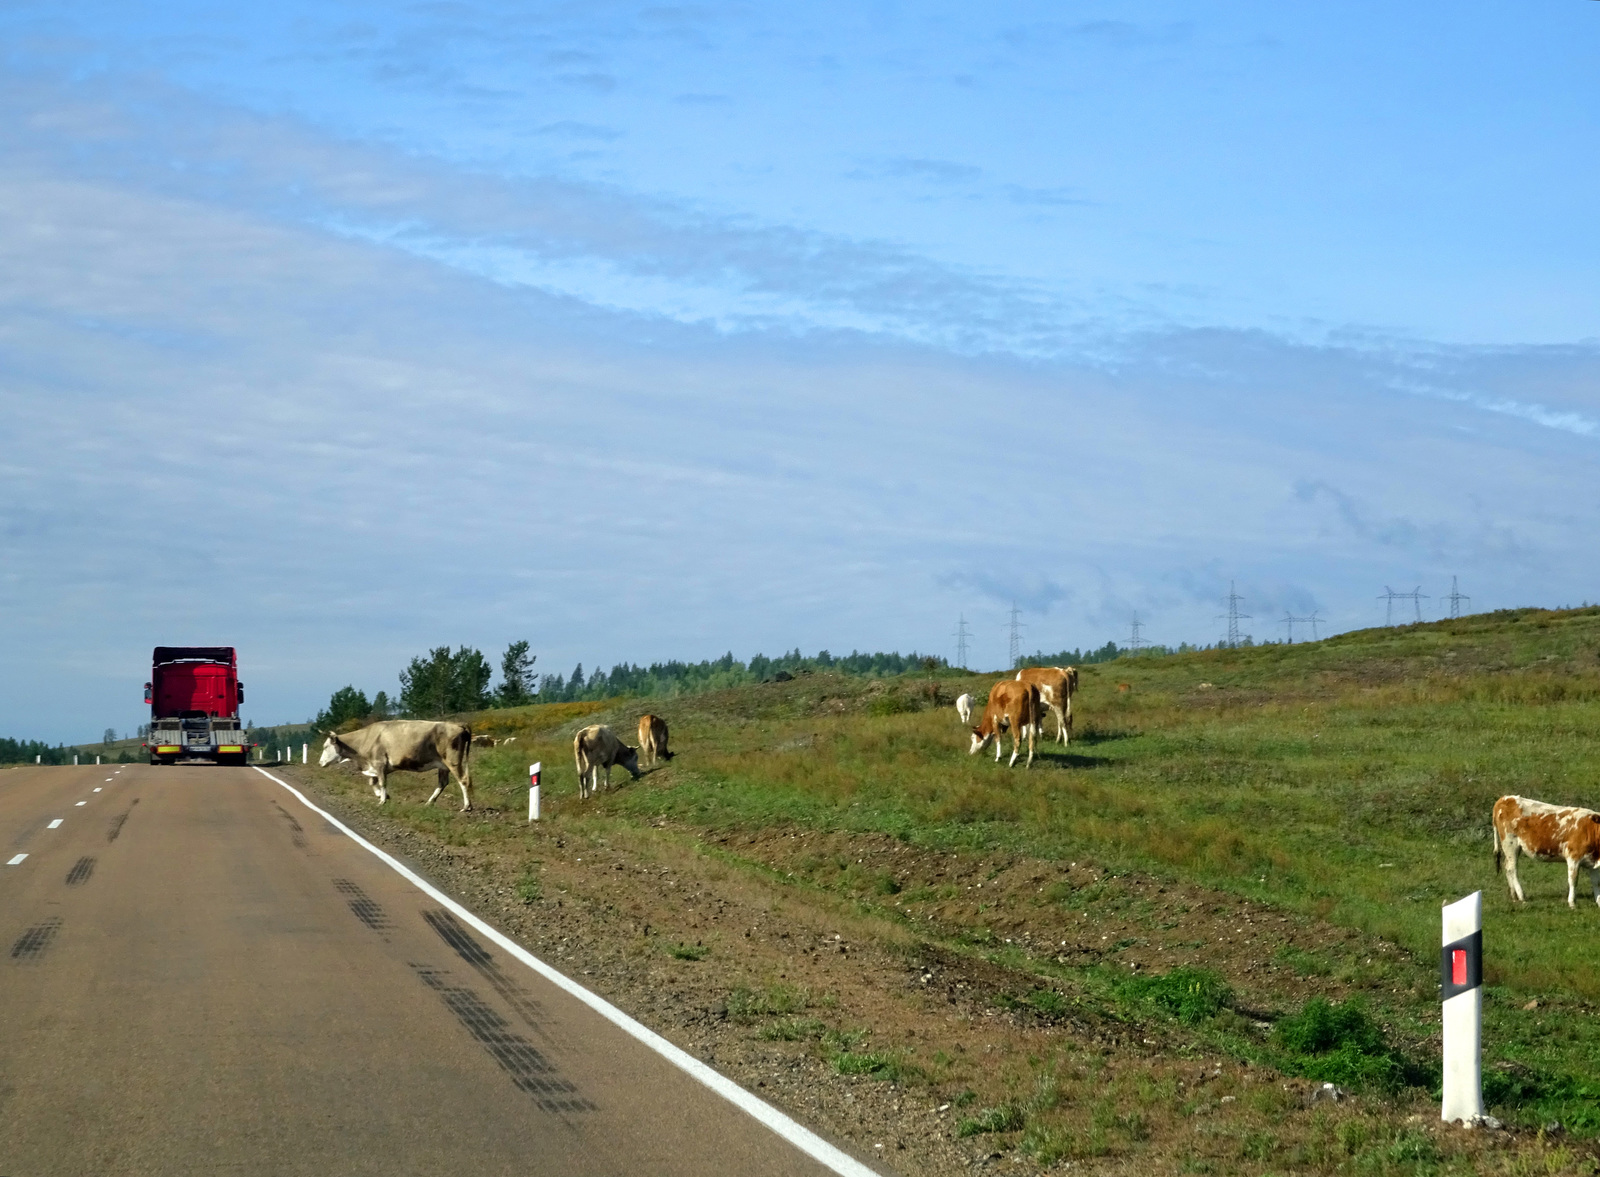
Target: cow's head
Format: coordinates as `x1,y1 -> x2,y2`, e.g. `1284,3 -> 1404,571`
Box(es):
621,744 -> 642,779
969,728 -> 991,755
318,734 -> 347,767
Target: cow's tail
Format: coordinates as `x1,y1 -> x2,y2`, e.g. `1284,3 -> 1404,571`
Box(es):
1492,819 -> 1503,873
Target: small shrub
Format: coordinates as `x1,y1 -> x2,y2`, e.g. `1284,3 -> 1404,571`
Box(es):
514,868 -> 541,904
957,1104 -> 1024,1137
867,694 -> 909,716
1274,997 -> 1410,1091
759,1016 -> 825,1041
1020,1125 -> 1075,1163
667,942 -> 708,960
1027,989 -> 1070,1017
1117,966 -> 1232,1024
833,1051 -> 903,1080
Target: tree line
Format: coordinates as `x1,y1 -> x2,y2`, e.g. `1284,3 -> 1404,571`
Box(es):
312,642 -> 951,727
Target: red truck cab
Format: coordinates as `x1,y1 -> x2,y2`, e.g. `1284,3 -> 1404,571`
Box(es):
144,646 -> 248,765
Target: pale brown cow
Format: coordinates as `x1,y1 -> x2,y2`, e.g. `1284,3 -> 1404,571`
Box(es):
969,680 -> 1040,768
573,724 -> 641,800
638,714 -> 673,766
1492,794 -> 1600,908
1015,666 -> 1078,745
319,720 -> 474,810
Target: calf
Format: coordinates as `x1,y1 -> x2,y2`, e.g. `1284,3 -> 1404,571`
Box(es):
573,724 -> 641,800
638,714 -> 673,766
1015,666 -> 1078,745
954,693 -> 974,725
969,680 -> 1040,768
319,720 -> 474,810
1492,794 -> 1600,908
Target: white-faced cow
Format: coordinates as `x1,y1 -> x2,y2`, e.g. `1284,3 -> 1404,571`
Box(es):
471,734 -> 498,747
573,724 -> 641,800
319,720 -> 474,810
954,693 -> 974,725
1493,795 -> 1600,908
1015,666 -> 1078,745
638,714 -> 673,767
969,680 -> 1040,768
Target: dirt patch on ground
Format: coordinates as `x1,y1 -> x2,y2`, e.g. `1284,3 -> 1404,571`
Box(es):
272,762 -> 1598,1175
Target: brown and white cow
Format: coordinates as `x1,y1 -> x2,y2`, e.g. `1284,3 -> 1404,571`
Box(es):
470,733 -> 498,747
638,714 -> 673,766
573,724 -> 641,800
969,680 -> 1040,768
1492,794 -> 1600,908
319,720 -> 474,810
1015,666 -> 1078,745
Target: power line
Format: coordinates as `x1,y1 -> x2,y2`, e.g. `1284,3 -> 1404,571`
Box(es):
1007,603 -> 1024,669
1379,585 -> 1429,626
952,614 -> 972,669
1279,611 -> 1323,643
1218,582 -> 1250,648
1444,576 -> 1470,620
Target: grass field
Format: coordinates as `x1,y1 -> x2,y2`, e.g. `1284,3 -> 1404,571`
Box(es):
301,607 -> 1600,1172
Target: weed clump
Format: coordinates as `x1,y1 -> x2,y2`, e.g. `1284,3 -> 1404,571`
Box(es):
1115,966 -> 1232,1024
1273,997 -> 1411,1091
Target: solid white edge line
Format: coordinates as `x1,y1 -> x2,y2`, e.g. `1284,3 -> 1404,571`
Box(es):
6,853 -> 26,865
253,768 -> 882,1177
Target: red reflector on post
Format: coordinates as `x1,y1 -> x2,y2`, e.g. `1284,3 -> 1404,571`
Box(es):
1452,949 -> 1467,986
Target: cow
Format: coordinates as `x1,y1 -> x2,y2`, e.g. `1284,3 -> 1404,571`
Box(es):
1493,795 -> 1600,908
501,736 -> 517,745
471,734 -> 498,747
969,680 -> 1040,768
573,724 -> 641,800
638,714 -> 673,766
1015,666 -> 1079,745
319,720 -> 474,810
955,693 -> 974,725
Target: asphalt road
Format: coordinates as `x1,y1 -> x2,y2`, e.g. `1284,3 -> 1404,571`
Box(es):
0,763 -> 875,1176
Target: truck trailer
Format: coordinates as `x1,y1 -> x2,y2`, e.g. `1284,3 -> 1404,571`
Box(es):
144,647 -> 248,765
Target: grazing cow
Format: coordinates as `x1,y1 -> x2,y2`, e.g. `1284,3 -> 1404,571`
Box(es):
573,724 -> 641,800
638,714 -> 673,766
471,734 -> 498,747
969,681 -> 1040,768
1015,666 -> 1079,745
955,693 -> 974,725
501,736 -> 517,745
319,720 -> 473,810
1493,795 -> 1600,908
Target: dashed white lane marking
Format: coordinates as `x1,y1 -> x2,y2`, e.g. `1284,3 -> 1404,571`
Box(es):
93,788 -> 101,792
6,854 -> 26,866
105,778 -> 112,782
75,801 -> 87,806
254,768 -> 881,1177
47,819 -> 63,829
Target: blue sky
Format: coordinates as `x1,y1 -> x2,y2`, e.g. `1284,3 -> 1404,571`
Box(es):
1,2 -> 1597,741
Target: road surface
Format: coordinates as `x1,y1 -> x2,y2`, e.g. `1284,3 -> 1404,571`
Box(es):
0,763 -> 877,1176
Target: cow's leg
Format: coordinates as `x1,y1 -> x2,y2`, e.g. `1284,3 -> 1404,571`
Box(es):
425,767 -> 447,806
1056,704 -> 1067,745
1026,721 -> 1036,768
374,767 -> 389,805
1504,840 -> 1525,902
1590,864 -> 1600,907
1569,858 -> 1581,909
455,763 -> 472,811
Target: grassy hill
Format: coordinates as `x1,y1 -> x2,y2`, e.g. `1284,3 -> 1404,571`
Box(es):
295,607 -> 1600,1171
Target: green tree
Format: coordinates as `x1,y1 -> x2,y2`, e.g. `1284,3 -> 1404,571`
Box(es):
371,690 -> 393,719
495,640 -> 536,707
315,685 -> 372,731
102,727 -> 117,745
399,646 -> 492,717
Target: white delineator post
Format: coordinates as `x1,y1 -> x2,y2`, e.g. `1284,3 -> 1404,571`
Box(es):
1441,891 -> 1485,1124
529,762 -> 542,822
302,743 -> 307,764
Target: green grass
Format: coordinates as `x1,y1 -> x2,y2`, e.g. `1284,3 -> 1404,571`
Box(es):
355,605 -> 1600,1134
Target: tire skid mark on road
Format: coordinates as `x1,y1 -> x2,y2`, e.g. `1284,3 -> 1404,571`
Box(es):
11,917 -> 63,961
65,856 -> 96,886
106,799 -> 140,843
332,878 -> 391,932
422,908 -> 551,1035
409,963 -> 595,1113
271,801 -> 307,850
